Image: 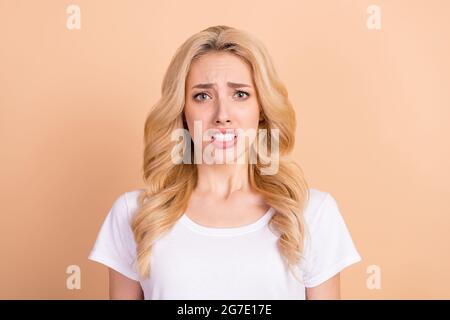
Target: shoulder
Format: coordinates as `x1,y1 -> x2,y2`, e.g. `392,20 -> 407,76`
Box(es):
303,188 -> 331,219
123,188 -> 146,214
302,188 -> 343,231
303,188 -> 330,213
108,188 -> 146,222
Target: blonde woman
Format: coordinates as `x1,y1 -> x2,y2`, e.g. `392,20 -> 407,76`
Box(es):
88,25 -> 362,300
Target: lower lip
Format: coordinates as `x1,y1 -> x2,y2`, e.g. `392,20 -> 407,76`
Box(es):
211,135 -> 238,149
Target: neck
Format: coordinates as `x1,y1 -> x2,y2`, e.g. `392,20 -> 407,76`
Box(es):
195,161 -> 250,200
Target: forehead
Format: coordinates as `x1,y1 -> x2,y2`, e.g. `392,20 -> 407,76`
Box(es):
186,52 -> 253,85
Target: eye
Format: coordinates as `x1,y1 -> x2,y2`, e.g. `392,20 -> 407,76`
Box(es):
234,90 -> 250,100
193,92 -> 211,101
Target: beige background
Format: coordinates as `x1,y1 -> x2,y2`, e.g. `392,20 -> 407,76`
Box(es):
0,0 -> 449,299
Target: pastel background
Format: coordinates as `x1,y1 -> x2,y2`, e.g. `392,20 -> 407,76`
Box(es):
0,0 -> 449,299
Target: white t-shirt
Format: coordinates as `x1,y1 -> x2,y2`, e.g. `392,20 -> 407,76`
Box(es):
88,188 -> 362,299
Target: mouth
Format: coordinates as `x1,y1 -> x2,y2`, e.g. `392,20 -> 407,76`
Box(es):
210,130 -> 238,149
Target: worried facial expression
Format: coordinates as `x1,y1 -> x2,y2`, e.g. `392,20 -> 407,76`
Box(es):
183,52 -> 261,164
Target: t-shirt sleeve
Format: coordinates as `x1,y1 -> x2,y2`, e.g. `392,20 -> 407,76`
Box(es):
88,192 -> 140,281
302,192 -> 362,288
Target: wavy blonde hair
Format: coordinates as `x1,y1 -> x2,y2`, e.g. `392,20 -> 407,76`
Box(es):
131,25 -> 310,282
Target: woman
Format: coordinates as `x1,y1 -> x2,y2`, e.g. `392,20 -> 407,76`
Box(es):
88,25 -> 362,300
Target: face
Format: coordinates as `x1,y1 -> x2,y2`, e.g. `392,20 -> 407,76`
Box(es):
183,52 -> 260,164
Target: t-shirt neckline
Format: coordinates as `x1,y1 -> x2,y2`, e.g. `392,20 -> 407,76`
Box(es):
179,207 -> 275,236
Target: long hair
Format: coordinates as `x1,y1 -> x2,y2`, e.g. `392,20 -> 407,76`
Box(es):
131,25 -> 310,282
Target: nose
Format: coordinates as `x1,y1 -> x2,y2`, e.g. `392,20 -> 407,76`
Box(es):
214,97 -> 232,125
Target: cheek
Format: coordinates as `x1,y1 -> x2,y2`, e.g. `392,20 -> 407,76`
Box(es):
185,110 -> 211,130
184,105 -> 210,141
236,103 -> 260,128
185,101 -> 211,120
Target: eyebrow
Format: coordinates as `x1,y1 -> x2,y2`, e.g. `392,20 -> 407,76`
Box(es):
191,82 -> 252,89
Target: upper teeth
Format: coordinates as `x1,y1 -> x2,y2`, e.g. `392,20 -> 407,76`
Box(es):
213,133 -> 236,142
